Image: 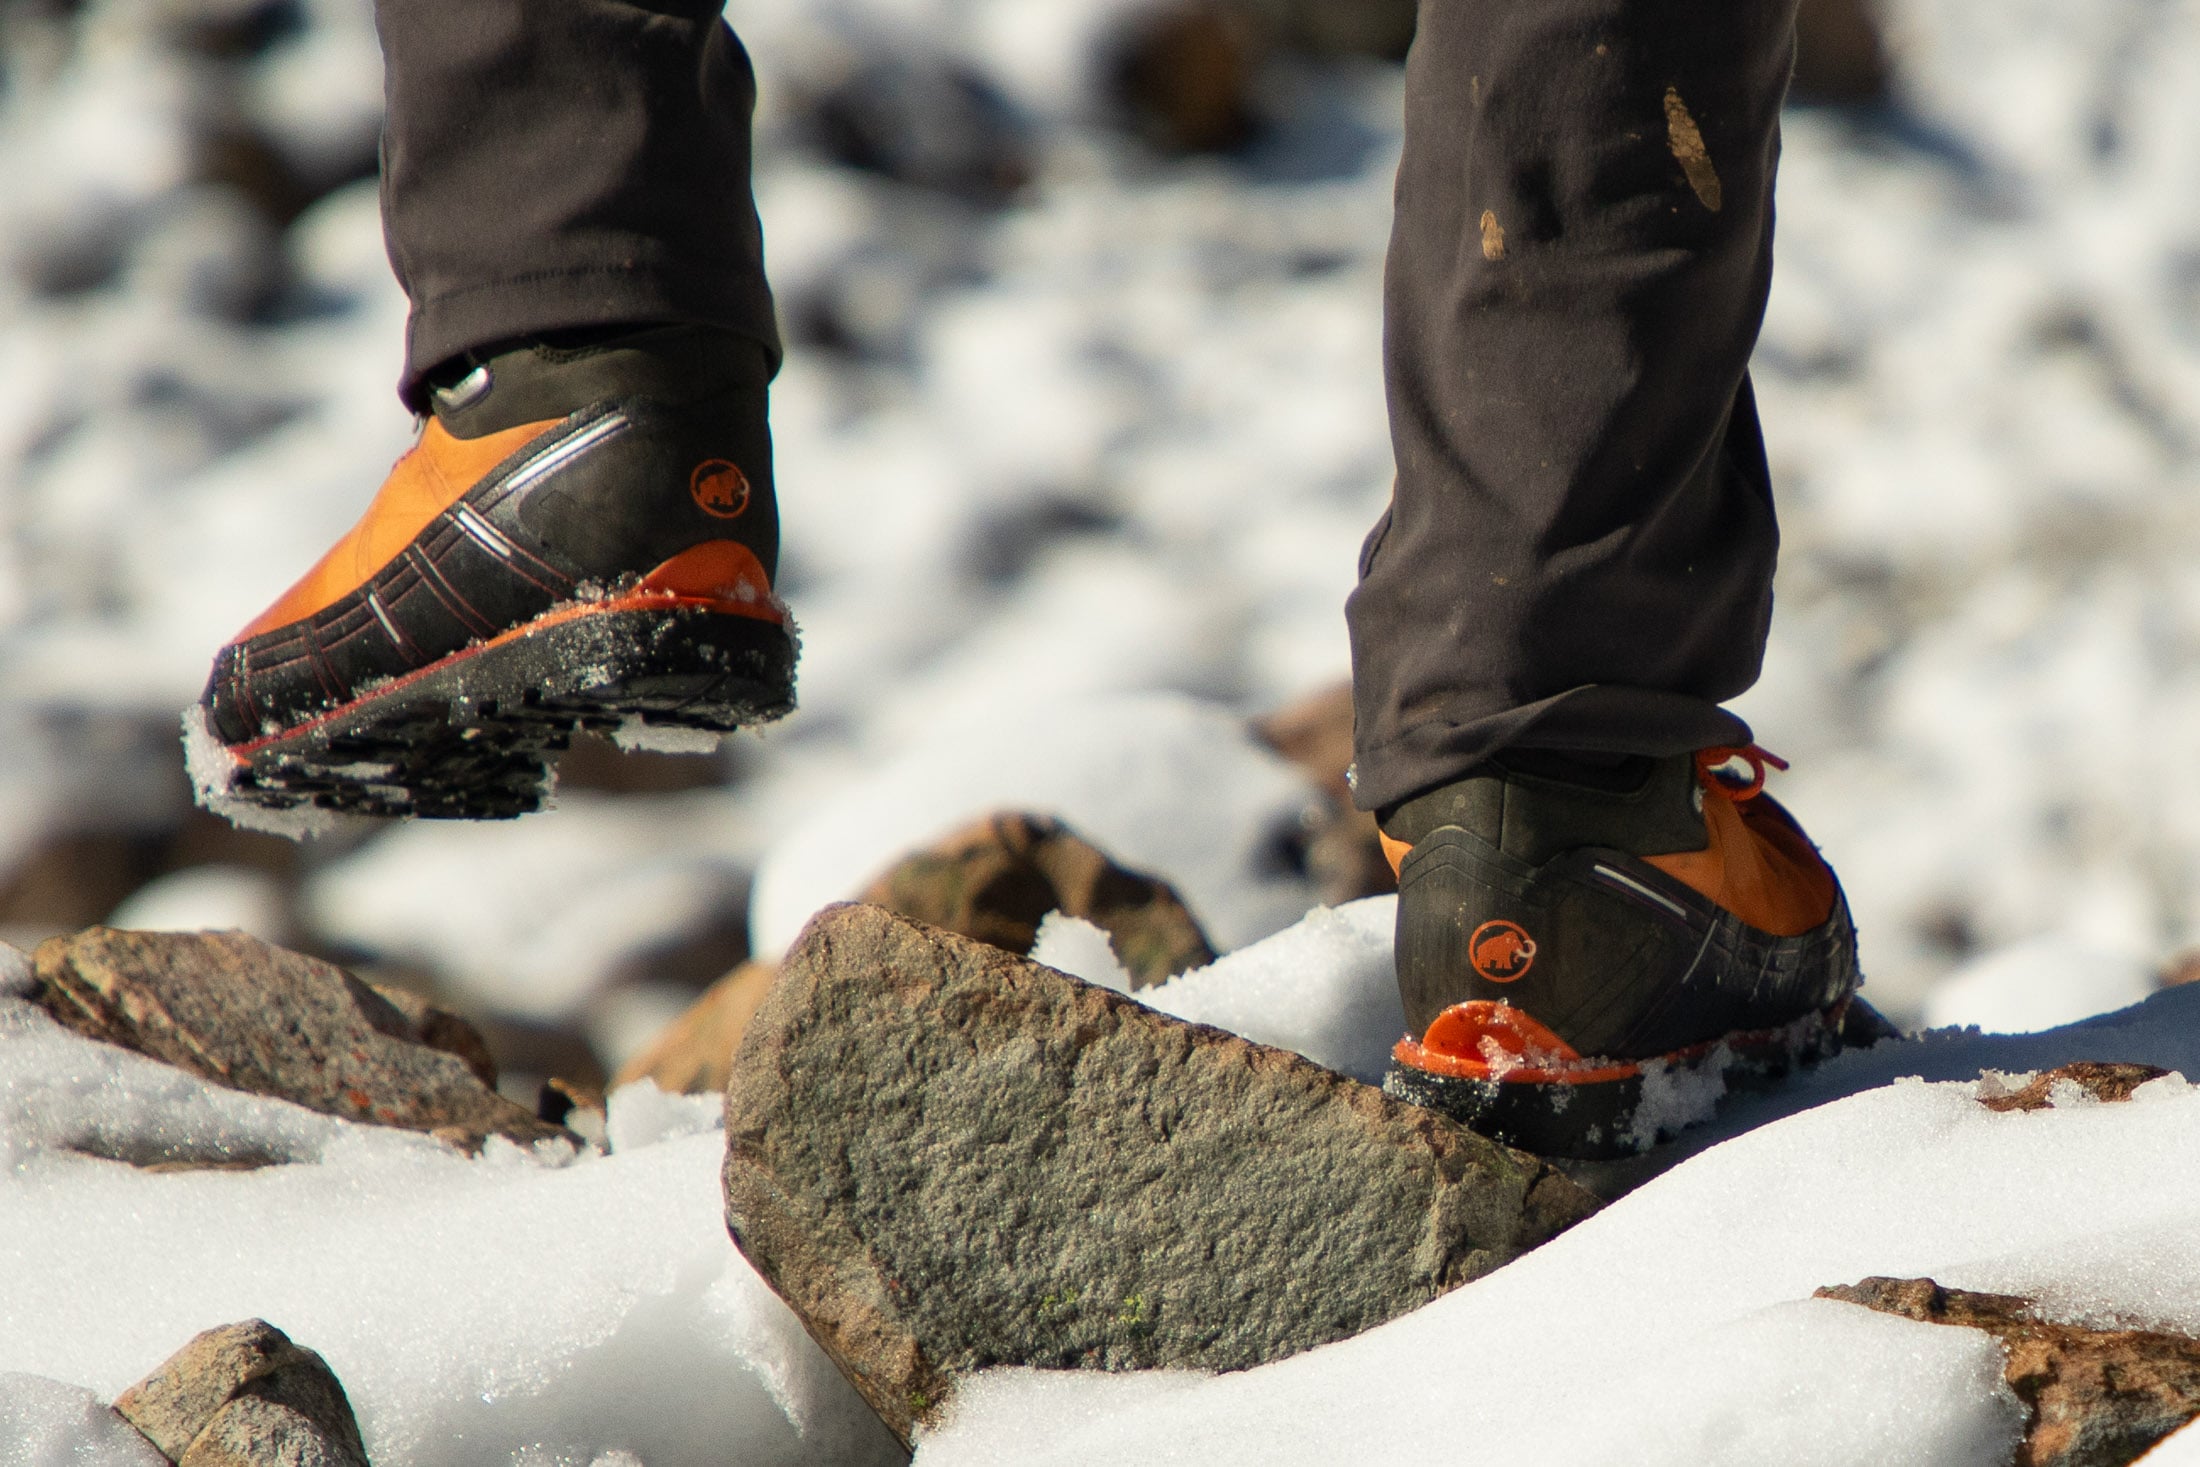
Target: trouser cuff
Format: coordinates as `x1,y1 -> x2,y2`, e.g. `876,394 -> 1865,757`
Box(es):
1349,686 -> 1754,814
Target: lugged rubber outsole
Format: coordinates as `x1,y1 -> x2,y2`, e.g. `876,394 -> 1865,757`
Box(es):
1383,1002 -> 1848,1160
195,602 -> 795,823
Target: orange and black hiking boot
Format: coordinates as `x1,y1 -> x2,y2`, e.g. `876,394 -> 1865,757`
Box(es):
186,325 -> 794,829
1379,746 -> 1867,1159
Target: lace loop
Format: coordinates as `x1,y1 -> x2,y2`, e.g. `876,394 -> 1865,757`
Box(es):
1695,744 -> 1789,803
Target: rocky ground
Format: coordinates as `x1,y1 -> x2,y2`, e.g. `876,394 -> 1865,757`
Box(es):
9,891 -> 2200,1464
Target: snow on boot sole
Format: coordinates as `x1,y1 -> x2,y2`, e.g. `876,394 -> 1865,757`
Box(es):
189,599 -> 794,825
1383,1001 -> 1849,1161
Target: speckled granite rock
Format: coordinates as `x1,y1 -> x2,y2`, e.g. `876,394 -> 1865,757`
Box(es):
30,927 -> 565,1152
723,902 -> 1601,1445
114,1319 -> 368,1467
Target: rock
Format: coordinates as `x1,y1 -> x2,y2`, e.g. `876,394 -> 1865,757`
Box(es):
2159,951 -> 2200,989
612,958 -> 778,1098
1107,1 -> 1261,154
1792,0 -> 1890,102
806,54 -> 1032,206
1232,0 -> 1417,63
1252,683 -> 1395,906
363,983 -> 499,1091
1978,1062 -> 2172,1113
30,927 -> 569,1152
113,1319 -> 368,1467
856,812 -> 1215,988
1817,1277 -> 2200,1467
723,903 -> 1601,1446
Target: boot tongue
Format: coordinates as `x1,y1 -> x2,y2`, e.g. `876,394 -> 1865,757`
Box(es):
1379,751 -> 1709,865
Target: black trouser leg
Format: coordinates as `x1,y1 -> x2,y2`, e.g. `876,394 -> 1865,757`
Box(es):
1347,0 -> 1795,814
374,0 -> 779,407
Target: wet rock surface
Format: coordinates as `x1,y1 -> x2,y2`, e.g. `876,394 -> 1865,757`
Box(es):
856,812 -> 1216,988
30,927 -> 568,1152
1818,1277 -> 2200,1467
113,1319 -> 369,1467
723,902 -> 1601,1445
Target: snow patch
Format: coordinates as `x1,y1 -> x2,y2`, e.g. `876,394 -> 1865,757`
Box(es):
1140,898 -> 1402,1082
1027,912 -> 1133,993
179,704 -> 338,842
1925,934 -> 2159,1035
0,1004 -> 900,1467
602,1080 -> 724,1155
0,1372 -> 167,1467
608,716 -> 727,756
105,865 -> 290,944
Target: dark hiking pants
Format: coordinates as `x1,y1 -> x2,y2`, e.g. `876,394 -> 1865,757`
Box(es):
1347,0 -> 1794,812
374,0 -> 780,407
372,0 -> 1791,806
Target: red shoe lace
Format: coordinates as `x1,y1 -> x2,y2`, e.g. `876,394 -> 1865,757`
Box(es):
1695,744 -> 1789,803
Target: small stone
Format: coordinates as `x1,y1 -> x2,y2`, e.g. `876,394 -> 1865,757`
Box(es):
856,812 -> 1215,988
30,927 -> 567,1153
178,1391 -> 367,1467
1978,1062 -> 2172,1114
612,959 -> 778,1098
724,903 -> 1601,1446
114,1320 -> 368,1466
1817,1277 -> 2200,1467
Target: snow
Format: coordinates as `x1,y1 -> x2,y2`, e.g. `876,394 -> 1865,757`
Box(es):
2151,1421 -> 2200,1465
104,866 -> 291,946
180,704 -> 341,842
1027,911 -> 1135,993
1924,933 -> 2161,1035
0,995 -> 902,1467
308,790 -> 758,1023
1137,895 -> 1399,1081
0,1372 -> 167,1467
746,694 -> 1323,960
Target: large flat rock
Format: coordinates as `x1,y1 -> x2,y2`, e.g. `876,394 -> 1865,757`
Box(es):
31,927 -> 566,1153
723,903 -> 1601,1445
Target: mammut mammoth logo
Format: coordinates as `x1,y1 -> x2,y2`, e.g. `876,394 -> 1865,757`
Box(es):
690,459 -> 752,519
1469,920 -> 1538,982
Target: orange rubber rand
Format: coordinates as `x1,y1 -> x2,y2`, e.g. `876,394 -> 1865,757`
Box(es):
1394,997 -> 1851,1087
226,541 -> 782,759
1395,1001 -> 1640,1086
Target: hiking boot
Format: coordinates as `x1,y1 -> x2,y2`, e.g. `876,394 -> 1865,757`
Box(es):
1378,746 -> 1863,1159
187,325 -> 795,830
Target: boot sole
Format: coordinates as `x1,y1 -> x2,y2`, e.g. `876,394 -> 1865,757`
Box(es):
191,598 -> 794,824
1382,1001 -> 1848,1160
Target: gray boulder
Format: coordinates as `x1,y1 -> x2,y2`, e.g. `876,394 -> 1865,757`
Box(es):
723,903 -> 1601,1445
